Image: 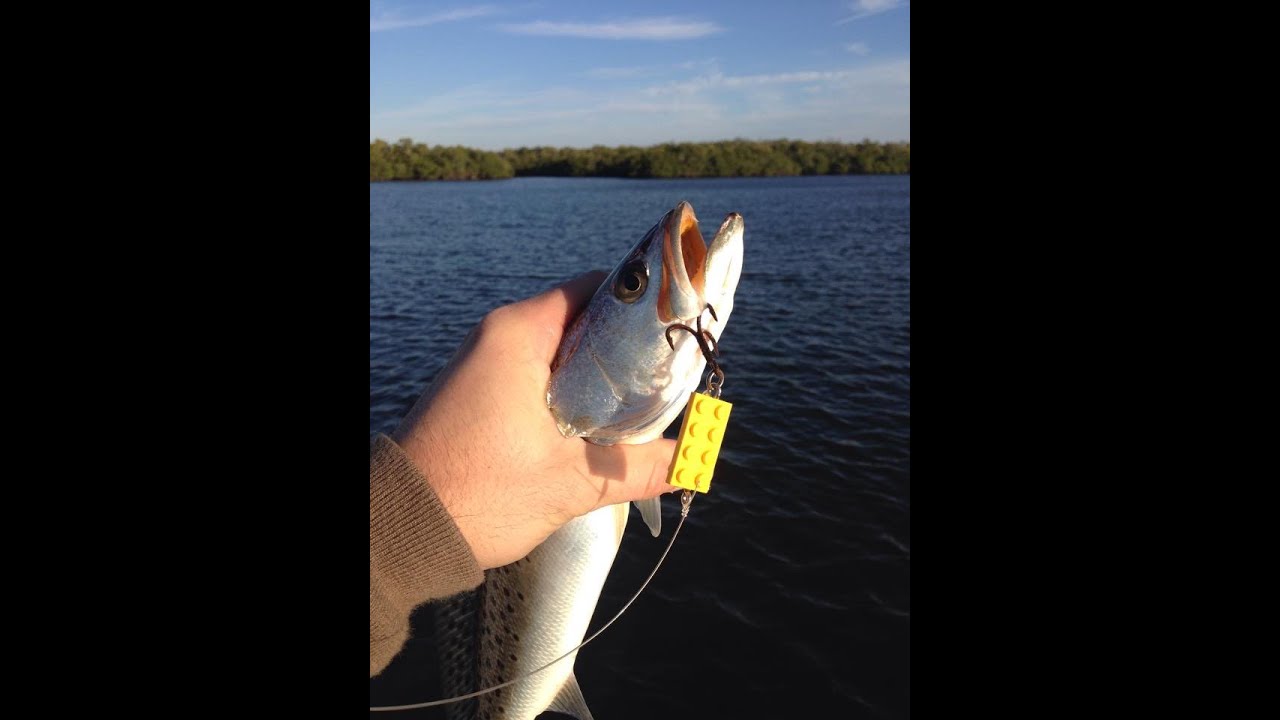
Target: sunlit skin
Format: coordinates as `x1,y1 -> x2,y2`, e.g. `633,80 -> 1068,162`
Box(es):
392,271 -> 680,570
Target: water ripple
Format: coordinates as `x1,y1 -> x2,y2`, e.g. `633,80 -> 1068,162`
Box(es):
370,176 -> 910,720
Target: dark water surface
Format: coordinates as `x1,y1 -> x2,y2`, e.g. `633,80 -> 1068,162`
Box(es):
370,176 -> 910,719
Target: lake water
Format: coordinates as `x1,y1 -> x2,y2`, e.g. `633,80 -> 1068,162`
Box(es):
369,175 -> 910,719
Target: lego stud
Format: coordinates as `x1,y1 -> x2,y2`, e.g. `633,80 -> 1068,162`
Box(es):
665,390 -> 733,494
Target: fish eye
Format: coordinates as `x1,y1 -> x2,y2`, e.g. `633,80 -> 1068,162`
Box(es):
613,260 -> 648,303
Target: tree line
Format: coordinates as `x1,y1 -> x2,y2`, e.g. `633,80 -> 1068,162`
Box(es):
370,138 -> 910,181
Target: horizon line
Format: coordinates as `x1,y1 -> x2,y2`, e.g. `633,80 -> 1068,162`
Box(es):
369,136 -> 912,151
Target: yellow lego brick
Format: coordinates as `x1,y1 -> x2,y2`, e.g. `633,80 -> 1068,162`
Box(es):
666,391 -> 733,493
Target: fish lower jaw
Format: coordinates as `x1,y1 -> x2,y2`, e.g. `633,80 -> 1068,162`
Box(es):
550,406 -> 593,439
554,415 -> 584,439
548,391 -> 583,438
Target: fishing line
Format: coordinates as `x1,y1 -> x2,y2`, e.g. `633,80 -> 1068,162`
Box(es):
369,490 -> 696,712
374,303 -> 730,712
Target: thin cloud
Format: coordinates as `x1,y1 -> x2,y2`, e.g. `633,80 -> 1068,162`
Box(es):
724,71 -> 851,87
645,62 -> 909,97
498,17 -> 723,40
585,66 -> 655,79
846,42 -> 870,55
837,0 -> 908,25
370,5 -> 498,32
583,58 -> 718,79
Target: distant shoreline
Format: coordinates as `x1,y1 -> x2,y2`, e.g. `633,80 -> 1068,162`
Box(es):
371,138 -> 909,182
371,172 -> 911,181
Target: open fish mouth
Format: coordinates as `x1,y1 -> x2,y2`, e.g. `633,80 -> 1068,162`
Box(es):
659,201 -> 708,323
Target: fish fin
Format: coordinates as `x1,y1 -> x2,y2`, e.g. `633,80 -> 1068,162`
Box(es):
633,497 -> 662,537
546,672 -> 595,720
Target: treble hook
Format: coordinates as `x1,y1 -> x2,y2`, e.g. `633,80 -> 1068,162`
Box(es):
665,304 -> 726,397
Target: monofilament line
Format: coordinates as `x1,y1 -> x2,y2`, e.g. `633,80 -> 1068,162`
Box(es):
369,491 -> 696,712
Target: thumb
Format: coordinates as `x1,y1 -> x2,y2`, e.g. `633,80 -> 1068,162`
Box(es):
581,438 -> 681,509
508,270 -> 607,365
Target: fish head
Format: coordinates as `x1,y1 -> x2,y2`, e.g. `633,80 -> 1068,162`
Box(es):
547,201 -> 744,445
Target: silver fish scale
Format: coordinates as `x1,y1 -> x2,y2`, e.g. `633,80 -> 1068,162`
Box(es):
434,564 -> 530,720
435,587 -> 481,720
435,505 -> 625,720
476,559 -> 534,720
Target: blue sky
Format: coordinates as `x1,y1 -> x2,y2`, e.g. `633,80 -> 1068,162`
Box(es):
370,1 -> 909,149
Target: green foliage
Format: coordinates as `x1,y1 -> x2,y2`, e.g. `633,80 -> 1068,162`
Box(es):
370,138 -> 909,181
368,139 -> 516,181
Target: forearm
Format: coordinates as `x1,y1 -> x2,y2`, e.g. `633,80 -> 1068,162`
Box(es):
369,434 -> 483,676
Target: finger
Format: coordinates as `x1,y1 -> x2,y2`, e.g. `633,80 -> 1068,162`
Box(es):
581,438 -> 681,509
509,270 -> 607,365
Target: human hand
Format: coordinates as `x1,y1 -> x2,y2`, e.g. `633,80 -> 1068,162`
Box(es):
391,271 -> 680,570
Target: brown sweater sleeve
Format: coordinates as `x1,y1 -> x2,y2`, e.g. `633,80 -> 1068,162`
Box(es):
370,433 -> 483,677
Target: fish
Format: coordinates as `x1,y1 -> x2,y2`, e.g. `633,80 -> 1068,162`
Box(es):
436,201 -> 744,720
549,201 -> 744,449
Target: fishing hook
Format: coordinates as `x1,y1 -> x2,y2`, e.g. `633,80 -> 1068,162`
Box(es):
665,304 -> 726,397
